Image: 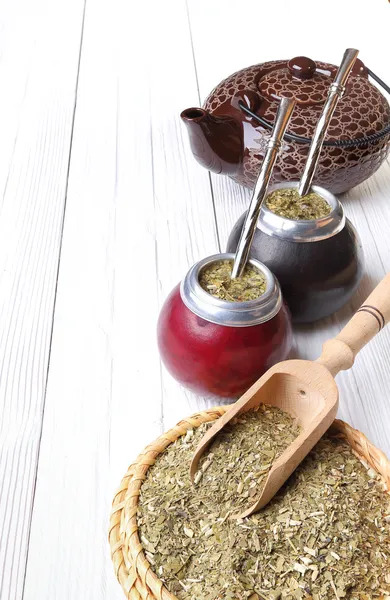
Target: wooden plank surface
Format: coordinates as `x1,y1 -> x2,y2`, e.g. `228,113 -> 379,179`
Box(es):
23,1 -> 220,598
0,0 -> 388,597
0,1 -> 86,598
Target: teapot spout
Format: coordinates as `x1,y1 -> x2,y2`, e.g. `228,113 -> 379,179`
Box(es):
181,108 -> 242,176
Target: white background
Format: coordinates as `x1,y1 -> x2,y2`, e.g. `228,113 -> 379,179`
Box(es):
0,0 -> 389,598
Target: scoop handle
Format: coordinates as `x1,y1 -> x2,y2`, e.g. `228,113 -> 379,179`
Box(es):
317,273 -> 390,376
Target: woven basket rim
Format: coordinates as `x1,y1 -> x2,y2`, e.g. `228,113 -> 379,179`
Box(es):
109,406 -> 390,600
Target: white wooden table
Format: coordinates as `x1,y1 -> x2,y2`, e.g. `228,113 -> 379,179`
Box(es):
0,0 -> 389,597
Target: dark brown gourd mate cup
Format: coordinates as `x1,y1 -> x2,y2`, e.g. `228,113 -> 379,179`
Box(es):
227,181 -> 364,324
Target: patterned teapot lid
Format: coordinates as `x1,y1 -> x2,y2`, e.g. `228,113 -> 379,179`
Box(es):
257,57 -> 370,106
206,57 -> 389,142
259,58 -> 333,106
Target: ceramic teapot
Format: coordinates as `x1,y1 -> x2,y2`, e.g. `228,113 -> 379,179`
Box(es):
181,57 -> 390,194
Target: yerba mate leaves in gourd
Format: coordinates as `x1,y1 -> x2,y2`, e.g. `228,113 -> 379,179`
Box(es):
199,260 -> 266,302
137,408 -> 390,600
266,188 -> 331,220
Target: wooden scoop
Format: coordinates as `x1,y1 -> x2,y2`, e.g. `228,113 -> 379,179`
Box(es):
190,274 -> 390,518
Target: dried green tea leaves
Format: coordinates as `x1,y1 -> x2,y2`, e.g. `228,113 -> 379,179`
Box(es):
266,188 -> 331,220
199,259 -> 266,302
137,413 -> 390,600
193,406 -> 300,516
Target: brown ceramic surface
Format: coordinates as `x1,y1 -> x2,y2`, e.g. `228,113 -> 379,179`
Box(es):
182,58 -> 390,194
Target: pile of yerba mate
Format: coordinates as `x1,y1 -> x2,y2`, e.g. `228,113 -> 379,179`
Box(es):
137,406 -> 390,600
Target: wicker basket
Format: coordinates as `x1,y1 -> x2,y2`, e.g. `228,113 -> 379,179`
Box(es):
109,406 -> 390,600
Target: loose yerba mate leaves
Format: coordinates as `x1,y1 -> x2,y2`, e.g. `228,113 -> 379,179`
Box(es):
266,188 -> 331,220
199,260 -> 267,302
138,407 -> 390,600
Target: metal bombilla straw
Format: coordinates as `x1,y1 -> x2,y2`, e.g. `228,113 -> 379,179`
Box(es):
298,48 -> 359,197
231,97 -> 296,279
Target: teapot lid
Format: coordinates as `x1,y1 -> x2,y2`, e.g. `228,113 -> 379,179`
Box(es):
205,57 -> 389,142
257,57 -> 368,107
259,59 -> 332,106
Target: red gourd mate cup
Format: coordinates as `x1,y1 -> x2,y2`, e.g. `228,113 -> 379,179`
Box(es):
157,254 -> 292,398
